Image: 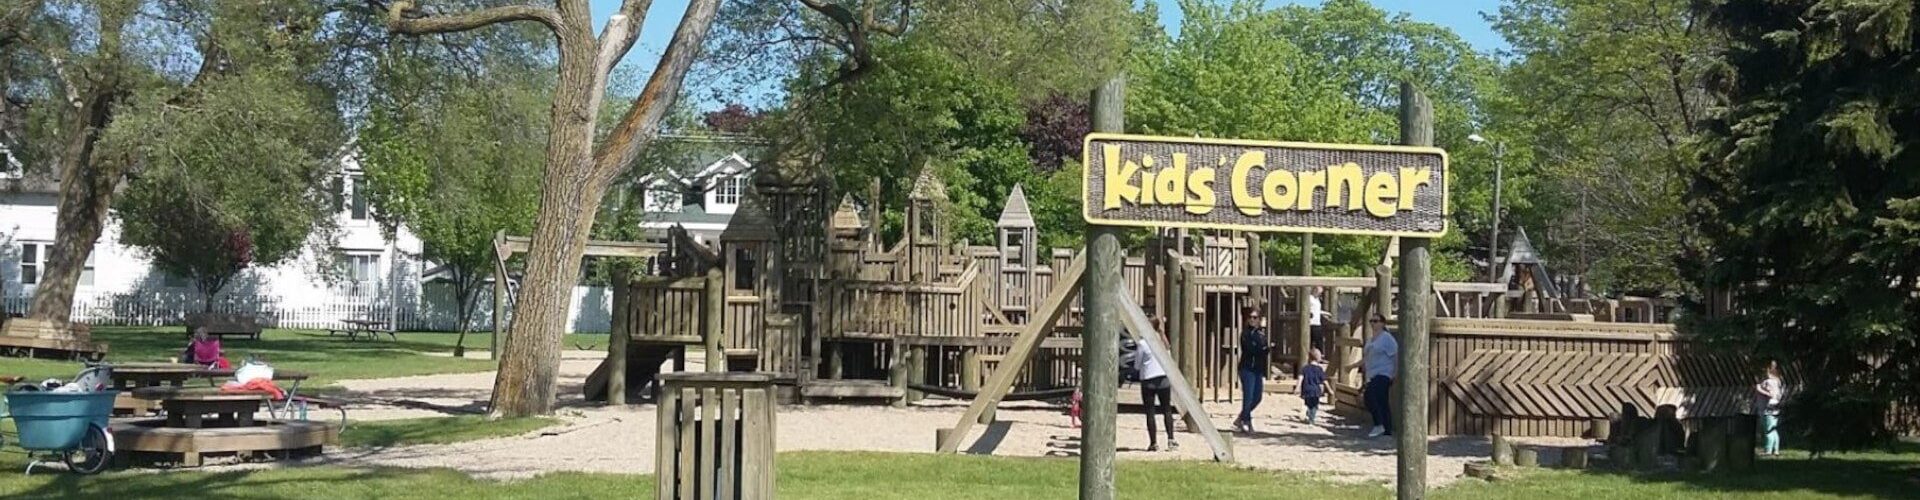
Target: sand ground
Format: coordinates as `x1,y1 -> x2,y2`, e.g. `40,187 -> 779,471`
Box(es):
226,351 -> 1587,487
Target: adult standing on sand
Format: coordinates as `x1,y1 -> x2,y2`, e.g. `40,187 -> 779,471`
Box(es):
1134,341 -> 1177,451
1362,312 -> 1398,438
1235,306 -> 1270,434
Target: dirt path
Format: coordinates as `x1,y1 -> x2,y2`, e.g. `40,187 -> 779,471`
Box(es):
284,352 -> 1581,487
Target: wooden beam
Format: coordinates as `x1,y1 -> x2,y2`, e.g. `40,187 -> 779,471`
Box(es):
497,235 -> 667,258
937,252 -> 1086,454
1395,80 -> 1433,500
1117,294 -> 1233,462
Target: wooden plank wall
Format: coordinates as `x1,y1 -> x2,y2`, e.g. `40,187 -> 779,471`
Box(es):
630,279 -> 705,341
1421,322 -> 1685,437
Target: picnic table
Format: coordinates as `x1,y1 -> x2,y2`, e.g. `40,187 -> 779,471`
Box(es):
128,370 -> 312,429
108,362 -> 231,415
329,319 -> 396,341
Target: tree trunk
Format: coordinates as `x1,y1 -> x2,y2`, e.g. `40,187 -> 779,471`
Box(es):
452,267 -> 477,358
26,91 -> 122,323
489,37 -> 607,417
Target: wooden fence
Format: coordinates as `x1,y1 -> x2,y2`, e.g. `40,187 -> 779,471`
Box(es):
655,373 -> 777,500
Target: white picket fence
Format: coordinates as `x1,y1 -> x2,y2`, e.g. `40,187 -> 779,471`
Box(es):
1,283 -> 613,333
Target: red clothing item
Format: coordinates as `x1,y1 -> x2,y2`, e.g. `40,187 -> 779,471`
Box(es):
187,338 -> 227,368
220,378 -> 285,400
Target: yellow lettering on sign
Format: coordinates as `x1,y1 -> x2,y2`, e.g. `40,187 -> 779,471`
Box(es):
1231,151 -> 1265,216
1326,162 -> 1363,210
1263,168 -> 1298,212
1154,154 -> 1187,206
1187,164 -> 1216,215
1102,144 -> 1139,210
1397,167 -> 1432,211
1364,172 -> 1399,217
1297,168 -> 1327,211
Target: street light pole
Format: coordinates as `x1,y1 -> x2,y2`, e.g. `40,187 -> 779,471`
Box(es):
1489,142 -> 1503,283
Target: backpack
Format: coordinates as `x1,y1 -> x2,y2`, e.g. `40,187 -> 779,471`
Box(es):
1118,338 -> 1141,382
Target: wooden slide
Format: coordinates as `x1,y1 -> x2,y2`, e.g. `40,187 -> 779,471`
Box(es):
582,344 -> 684,402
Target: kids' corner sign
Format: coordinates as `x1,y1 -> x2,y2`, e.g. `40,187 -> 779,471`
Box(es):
1082,133 -> 1450,237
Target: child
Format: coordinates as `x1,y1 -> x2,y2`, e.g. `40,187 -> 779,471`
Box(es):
1754,360 -> 1784,456
181,327 -> 231,369
1300,348 -> 1328,425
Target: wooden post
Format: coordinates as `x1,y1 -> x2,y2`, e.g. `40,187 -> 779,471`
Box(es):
907,346 -> 926,404
1395,81 -> 1434,500
1515,447 -> 1539,468
1564,448 -> 1589,469
961,348 -> 981,392
1297,233 -> 1313,375
1492,434 -> 1514,466
890,341 -> 909,408
1080,73 -> 1126,500
1165,249 -> 1187,379
608,269 -> 630,405
705,267 -> 725,373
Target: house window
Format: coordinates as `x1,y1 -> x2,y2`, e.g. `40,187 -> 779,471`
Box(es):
349,175 -> 369,220
18,242 -> 43,285
732,248 -> 757,291
338,253 -> 380,296
79,252 -> 95,287
714,175 -> 745,205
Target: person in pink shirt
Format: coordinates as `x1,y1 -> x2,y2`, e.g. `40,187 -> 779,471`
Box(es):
182,327 -> 231,369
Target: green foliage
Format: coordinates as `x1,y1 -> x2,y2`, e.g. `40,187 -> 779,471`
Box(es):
1489,0 -> 1716,293
110,65 -> 341,300
1684,0 -> 1920,452
358,29 -> 553,332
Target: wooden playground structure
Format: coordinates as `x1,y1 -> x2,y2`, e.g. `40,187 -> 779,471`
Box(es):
545,163 -> 1748,440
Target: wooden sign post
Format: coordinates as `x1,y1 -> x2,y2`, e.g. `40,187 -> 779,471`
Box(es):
1080,73 -> 1127,500
1395,82 -> 1435,500
1078,82 -> 1448,500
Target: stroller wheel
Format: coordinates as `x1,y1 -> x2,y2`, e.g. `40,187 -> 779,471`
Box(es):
63,424 -> 114,475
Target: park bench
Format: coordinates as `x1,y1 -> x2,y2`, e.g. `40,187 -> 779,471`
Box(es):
184,312 -> 264,341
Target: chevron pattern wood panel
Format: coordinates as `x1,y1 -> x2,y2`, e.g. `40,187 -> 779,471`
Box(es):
1443,350 -> 1660,419
1443,349 -> 1757,420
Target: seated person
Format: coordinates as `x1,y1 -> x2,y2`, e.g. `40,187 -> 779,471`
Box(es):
182,328 -> 231,369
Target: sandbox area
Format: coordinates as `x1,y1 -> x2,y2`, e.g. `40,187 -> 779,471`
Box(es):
246,350 -> 1584,487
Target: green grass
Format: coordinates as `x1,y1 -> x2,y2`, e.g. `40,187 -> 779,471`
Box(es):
0,447 -> 1913,499
339,416 -> 561,448
1435,444 -> 1920,500
3,327 -> 610,388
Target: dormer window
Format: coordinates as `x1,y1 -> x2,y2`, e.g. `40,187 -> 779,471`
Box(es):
714,174 -> 745,205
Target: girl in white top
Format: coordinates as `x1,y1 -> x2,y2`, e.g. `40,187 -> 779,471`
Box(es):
1754,361 -> 1784,456
1134,343 -> 1176,451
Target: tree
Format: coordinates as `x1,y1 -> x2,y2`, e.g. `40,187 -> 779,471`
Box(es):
108,66 -> 343,309
702,103 -> 761,134
4,0 -> 375,323
1682,0 -> 1920,453
359,71 -> 548,356
1489,0 -> 1718,293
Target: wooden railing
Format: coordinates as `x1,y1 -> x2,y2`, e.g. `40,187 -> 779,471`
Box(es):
832,264 -> 982,339
629,277 -> 706,342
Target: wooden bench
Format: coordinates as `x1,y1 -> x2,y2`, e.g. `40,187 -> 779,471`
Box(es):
0,318 -> 108,360
185,313 -> 263,341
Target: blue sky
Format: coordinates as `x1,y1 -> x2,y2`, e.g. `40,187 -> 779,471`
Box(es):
593,0 -> 1510,64
589,0 -> 1510,105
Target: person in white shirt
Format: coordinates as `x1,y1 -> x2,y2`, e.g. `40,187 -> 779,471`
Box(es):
1134,341 -> 1176,451
1754,360 -> 1785,456
1306,287 -> 1332,353
1362,312 -> 1399,438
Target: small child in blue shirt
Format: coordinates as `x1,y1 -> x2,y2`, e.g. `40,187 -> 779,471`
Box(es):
1300,348 -> 1329,425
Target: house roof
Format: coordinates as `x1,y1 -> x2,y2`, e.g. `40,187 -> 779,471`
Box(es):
720,185 -> 777,241
832,195 -> 865,230
908,165 -> 946,201
633,134 -> 765,189
996,184 -> 1035,229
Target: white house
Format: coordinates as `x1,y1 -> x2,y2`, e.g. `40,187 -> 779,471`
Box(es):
634,138 -> 763,244
0,148 -> 611,332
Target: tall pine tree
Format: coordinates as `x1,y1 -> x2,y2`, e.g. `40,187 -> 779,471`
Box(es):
1684,0 -> 1920,453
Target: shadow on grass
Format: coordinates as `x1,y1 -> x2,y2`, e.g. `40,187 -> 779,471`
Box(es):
1603,442 -> 1920,499
338,416 -> 559,448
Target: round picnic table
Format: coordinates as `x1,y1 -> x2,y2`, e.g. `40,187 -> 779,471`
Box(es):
109,362 -> 231,390
128,370 -> 312,429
